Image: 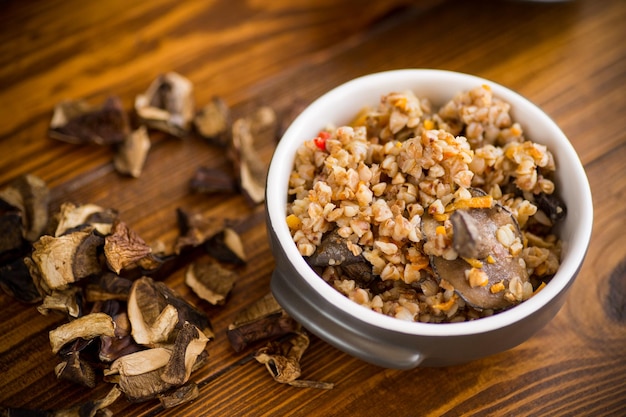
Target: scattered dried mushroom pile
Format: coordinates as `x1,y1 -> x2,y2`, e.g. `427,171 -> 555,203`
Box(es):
0,73 -> 330,416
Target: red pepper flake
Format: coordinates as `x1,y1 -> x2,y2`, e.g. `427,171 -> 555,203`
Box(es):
313,131 -> 330,151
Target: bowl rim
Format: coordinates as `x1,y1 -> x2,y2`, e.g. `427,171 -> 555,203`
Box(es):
266,69 -> 593,337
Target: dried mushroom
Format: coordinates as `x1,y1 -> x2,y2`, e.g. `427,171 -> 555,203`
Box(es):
0,173 -> 49,243
135,72 -> 194,137
185,258 -> 237,305
49,312 -> 116,354
113,126 -> 151,178
54,202 -> 118,237
227,293 -> 299,352
229,106 -> 277,204
424,192 -> 530,310
0,198 -> 25,257
49,96 -> 130,145
205,227 -> 246,265
128,276 -> 213,347
85,273 -> 133,302
31,229 -> 104,291
37,286 -> 83,317
189,166 -> 237,195
255,331 -> 334,389
175,208 -> 224,254
55,345 -> 97,388
160,321 -> 209,386
104,220 -> 153,274
105,348 -> 173,402
194,96 -> 231,146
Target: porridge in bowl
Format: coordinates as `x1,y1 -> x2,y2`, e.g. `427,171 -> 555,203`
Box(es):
286,85 -> 565,323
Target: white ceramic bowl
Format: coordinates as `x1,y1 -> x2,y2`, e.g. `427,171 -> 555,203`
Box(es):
265,69 -> 593,368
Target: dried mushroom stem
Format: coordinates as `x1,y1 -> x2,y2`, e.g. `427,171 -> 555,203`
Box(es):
49,312 -> 116,354
160,322 -> 209,386
255,331 -> 334,389
230,106 -> 277,205
114,126 -> 151,178
227,293 -> 299,352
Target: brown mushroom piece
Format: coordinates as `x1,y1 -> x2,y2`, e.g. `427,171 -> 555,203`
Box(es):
160,321 -> 209,386
85,273 -> 133,303
306,229 -> 374,284
98,299 -> 143,362
37,286 -> 83,318
49,312 -> 116,354
204,227 -> 246,265
229,106 -> 277,205
424,199 -> 529,311
54,340 -> 97,388
54,202 -> 118,237
104,220 -> 153,274
193,96 -> 231,146
254,331 -> 334,389
189,166 -> 238,195
227,293 -> 299,352
31,229 -> 104,291
49,96 -> 130,145
174,208 -> 224,254
104,347 -> 173,402
0,173 -> 49,243
134,72 -> 194,137
185,258 -> 237,306
128,276 -> 213,347
113,125 -> 151,178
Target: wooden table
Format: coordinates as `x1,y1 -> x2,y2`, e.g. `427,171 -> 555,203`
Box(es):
1,0 -> 625,415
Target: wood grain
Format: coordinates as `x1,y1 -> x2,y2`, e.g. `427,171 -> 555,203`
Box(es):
1,0 -> 625,416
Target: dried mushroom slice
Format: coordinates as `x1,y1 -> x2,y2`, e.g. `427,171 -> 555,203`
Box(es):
227,293 -> 299,352
31,230 -> 103,291
254,331 -> 334,389
55,348 -> 96,388
189,166 -> 237,195
424,194 -> 530,310
54,202 -> 118,237
174,208 -> 224,254
204,227 -> 246,265
194,96 -> 231,146
185,258 -> 237,305
0,199 -> 25,256
135,72 -> 194,137
128,276 -> 213,346
49,312 -> 116,354
49,96 -> 130,145
230,106 -> 277,204
105,348 -> 173,402
0,173 -> 49,243
113,126 -> 151,178
104,220 -> 152,274
37,286 -> 83,318
160,321 -> 209,386
85,273 -> 133,302
128,277 -> 179,346
306,229 -> 364,267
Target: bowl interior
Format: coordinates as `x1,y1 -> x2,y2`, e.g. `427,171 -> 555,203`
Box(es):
266,69 -> 593,336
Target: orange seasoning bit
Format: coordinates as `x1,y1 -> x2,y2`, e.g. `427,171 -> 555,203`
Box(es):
432,294 -> 458,312
423,119 -> 435,130
286,214 -> 302,230
533,281 -> 547,295
462,257 -> 483,269
446,195 -> 493,212
435,225 -> 447,235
